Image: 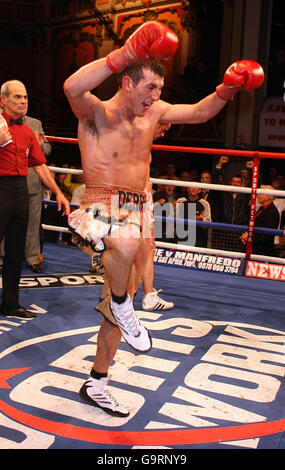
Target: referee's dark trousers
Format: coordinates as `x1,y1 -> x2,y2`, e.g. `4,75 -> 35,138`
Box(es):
0,176 -> 29,308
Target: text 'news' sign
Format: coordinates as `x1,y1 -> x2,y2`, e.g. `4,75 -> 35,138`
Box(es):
246,260 -> 285,281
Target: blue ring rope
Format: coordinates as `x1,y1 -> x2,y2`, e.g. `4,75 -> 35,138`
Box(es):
42,200 -> 284,237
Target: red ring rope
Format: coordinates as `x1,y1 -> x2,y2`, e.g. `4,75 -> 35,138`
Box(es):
45,136 -> 285,159
46,136 -> 78,144
152,144 -> 285,159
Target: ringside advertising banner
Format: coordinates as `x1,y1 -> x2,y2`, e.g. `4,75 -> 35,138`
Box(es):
154,248 -> 244,275
246,260 -> 285,281
0,273 -> 104,290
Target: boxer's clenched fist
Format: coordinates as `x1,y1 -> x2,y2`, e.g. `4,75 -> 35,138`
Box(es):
107,21 -> 178,74
216,60 -> 264,100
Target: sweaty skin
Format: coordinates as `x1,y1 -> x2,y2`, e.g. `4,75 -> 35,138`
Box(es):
65,58 -> 226,192
77,74 -> 160,191
63,56 -> 228,376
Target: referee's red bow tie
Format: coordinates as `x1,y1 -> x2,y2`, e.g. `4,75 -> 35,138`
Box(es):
10,118 -> 24,125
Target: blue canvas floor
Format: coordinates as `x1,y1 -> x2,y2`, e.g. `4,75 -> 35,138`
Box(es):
0,242 -> 285,453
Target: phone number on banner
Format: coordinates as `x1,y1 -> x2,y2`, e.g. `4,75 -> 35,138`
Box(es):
154,248 -> 244,275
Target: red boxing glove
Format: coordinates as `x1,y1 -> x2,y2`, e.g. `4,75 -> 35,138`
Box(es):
107,21 -> 178,74
216,60 -> 264,101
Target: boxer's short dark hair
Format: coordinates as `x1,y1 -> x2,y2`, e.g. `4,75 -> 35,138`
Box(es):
117,59 -> 166,88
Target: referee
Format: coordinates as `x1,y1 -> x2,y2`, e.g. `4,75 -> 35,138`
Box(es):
0,80 -> 70,318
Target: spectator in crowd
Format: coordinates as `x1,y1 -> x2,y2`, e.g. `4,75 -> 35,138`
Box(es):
220,174 -> 250,225
186,187 -> 211,222
160,162 -> 180,181
41,167 -> 72,245
189,168 -> 200,182
153,181 -> 177,205
268,165 -> 279,184
63,168 -> 85,198
150,161 -> 160,178
0,79 -> 70,318
175,186 -> 211,247
175,169 -> 192,199
200,170 -> 221,222
213,154 -> 250,185
272,186 -> 285,256
240,168 -> 251,187
277,174 -> 285,190
271,178 -> 280,191
70,175 -> 85,207
153,181 -> 177,242
241,185 -> 279,256
236,159 -> 262,188
217,174 -> 250,252
55,172 -> 69,191
180,170 -> 192,181
216,170 -> 225,184
200,169 -> 221,248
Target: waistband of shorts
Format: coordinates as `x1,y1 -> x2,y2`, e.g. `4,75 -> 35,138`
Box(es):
85,185 -> 145,195
81,186 -> 146,214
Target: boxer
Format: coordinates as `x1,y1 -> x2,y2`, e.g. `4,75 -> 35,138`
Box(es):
64,20 -> 264,417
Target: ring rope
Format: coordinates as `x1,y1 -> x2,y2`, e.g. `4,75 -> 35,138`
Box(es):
155,240 -> 285,265
47,167 -> 285,198
151,144 -> 285,160
41,200 -> 285,236
40,222 -> 285,266
150,177 -> 285,197
48,166 -> 83,175
44,135 -> 285,265
42,224 -> 70,233
46,135 -> 285,159
46,136 -> 78,144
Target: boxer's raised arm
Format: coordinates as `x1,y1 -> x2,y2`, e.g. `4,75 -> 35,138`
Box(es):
159,60 -> 264,125
63,21 -> 178,120
63,58 -> 111,119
